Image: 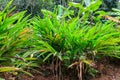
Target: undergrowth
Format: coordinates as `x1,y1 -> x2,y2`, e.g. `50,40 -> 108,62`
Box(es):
0,0 -> 120,80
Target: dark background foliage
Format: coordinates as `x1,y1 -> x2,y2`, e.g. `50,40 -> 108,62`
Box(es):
0,0 -> 119,17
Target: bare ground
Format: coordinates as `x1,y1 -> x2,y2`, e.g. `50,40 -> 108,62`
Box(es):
1,58 -> 120,80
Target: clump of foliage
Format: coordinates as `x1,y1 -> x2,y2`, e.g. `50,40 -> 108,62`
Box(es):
0,0 -> 38,78
32,0 -> 120,80
0,0 -> 120,80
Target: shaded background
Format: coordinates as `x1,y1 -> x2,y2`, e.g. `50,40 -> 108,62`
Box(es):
0,0 -> 119,17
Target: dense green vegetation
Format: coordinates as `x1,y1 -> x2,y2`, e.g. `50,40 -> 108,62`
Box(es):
0,0 -> 120,80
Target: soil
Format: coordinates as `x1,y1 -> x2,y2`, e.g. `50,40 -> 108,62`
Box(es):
1,57 -> 120,80
91,58 -> 120,80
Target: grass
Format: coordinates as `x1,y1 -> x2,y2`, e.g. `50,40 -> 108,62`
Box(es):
0,0 -> 120,80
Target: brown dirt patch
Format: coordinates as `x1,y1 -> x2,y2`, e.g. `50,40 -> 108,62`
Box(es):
1,58 -> 120,80
91,58 -> 120,80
